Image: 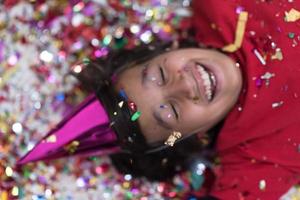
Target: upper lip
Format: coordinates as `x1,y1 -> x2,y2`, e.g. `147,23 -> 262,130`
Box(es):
189,64 -> 208,102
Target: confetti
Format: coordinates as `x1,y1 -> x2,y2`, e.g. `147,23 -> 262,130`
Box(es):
0,1 -> 197,199
271,48 -> 283,61
259,180 -> 266,191
45,134 -> 57,143
131,111 -> 141,121
272,101 -> 284,108
119,89 -> 128,100
253,49 -> 266,65
285,8 -> 300,22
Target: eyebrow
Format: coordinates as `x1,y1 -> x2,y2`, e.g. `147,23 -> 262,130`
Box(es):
153,111 -> 172,130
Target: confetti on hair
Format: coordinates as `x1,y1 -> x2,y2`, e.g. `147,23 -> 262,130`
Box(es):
128,101 -> 137,112
119,89 -> 128,100
131,111 -> 141,121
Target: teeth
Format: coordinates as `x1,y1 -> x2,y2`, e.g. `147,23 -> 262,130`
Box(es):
196,64 -> 214,101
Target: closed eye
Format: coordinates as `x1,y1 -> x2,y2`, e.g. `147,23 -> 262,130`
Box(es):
159,66 -> 166,83
170,103 -> 179,120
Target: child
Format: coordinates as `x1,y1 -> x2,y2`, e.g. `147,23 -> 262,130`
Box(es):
18,1 -> 300,199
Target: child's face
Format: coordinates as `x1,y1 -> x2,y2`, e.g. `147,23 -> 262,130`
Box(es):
116,48 -> 242,143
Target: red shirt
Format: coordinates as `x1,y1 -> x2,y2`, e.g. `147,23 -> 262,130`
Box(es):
192,1 -> 300,199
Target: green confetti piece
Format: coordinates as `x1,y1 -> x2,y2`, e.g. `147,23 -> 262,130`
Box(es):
125,191 -> 133,200
288,32 -> 295,39
131,111 -> 141,121
190,171 -> 205,190
82,57 -> 90,65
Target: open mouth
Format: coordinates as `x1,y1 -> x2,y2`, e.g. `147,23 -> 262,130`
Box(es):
193,62 -> 217,102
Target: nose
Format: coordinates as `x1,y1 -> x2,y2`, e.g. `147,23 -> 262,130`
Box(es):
164,71 -> 197,101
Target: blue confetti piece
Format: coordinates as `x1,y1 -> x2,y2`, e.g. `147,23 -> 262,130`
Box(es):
119,89 -> 128,100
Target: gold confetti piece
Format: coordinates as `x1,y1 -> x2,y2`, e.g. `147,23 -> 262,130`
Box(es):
1,191 -> 8,200
0,66 -> 20,89
222,11 -> 248,52
45,134 -> 57,143
271,48 -> 283,61
259,179 -> 266,191
285,8 -> 300,22
64,140 -> 80,154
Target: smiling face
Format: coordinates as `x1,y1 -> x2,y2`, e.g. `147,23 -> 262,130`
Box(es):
116,48 -> 242,144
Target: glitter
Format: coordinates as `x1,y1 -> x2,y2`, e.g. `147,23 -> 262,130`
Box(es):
11,186 -> 19,196
55,93 -> 65,101
45,134 -> 57,143
91,38 -> 100,46
119,89 -> 128,100
238,106 -> 243,111
140,30 -> 153,43
72,13 -> 84,27
271,48 -> 283,60
124,174 -> 132,181
82,58 -> 90,65
39,50 -> 54,62
123,181 -> 130,189
76,177 -> 85,188
145,9 -> 154,20
128,101 -> 137,112
288,32 -> 295,39
45,189 -> 52,198
113,112 -> 117,115
103,35 -> 112,46
284,8 -> 300,22
12,122 -> 23,134
5,166 -> 13,177
253,49 -> 266,65
130,24 -> 140,34
118,101 -> 124,108
259,180 -> 266,190
34,101 -> 41,109
72,65 -> 82,74
73,2 -> 85,12
103,192 -> 111,199
64,141 -> 80,154
1,192 -> 8,200
131,111 -> 141,121
255,78 -> 263,87
196,163 -> 206,175
272,101 -> 284,108
114,27 -> 124,38
7,54 -> 18,65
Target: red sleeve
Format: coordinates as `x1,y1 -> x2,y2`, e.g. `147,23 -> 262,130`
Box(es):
210,148 -> 297,200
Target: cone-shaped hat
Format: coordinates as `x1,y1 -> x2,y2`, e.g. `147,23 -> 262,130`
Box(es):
17,94 -> 120,165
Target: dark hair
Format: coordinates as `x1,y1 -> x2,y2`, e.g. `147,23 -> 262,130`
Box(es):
74,37 -> 223,181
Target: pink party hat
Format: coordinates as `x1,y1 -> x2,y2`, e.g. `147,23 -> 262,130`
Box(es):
17,94 -> 121,165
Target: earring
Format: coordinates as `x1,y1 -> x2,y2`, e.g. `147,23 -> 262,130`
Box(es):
164,131 -> 182,147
